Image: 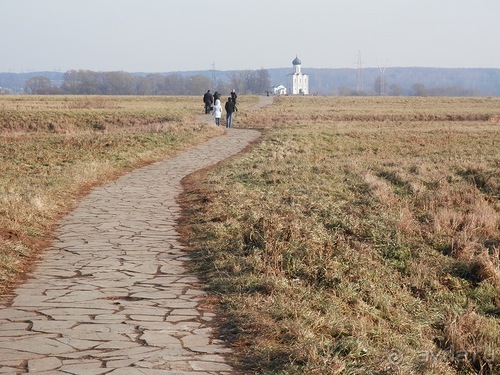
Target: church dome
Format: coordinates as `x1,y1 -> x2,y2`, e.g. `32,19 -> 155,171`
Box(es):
292,56 -> 302,65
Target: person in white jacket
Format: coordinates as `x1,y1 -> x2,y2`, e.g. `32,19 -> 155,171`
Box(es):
213,99 -> 223,126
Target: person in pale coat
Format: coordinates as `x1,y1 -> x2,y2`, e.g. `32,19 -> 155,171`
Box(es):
213,99 -> 222,126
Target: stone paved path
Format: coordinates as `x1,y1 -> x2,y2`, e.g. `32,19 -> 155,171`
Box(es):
0,120 -> 262,374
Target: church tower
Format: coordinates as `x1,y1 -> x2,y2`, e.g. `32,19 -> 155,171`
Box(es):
291,56 -> 309,95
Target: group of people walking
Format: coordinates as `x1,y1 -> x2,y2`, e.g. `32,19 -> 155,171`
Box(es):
203,89 -> 238,128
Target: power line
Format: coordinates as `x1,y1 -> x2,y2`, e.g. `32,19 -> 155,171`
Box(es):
210,62 -> 216,88
356,50 -> 364,93
377,62 -> 386,95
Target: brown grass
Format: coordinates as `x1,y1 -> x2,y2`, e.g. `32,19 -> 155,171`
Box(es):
2,94 -> 498,373
0,95 -> 224,295
179,96 -> 500,374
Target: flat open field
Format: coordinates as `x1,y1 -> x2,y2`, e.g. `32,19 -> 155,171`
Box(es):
180,96 -> 500,374
1,95 -> 499,374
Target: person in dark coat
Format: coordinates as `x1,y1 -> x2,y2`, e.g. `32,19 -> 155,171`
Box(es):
213,91 -> 221,103
230,89 -> 237,105
224,96 -> 237,128
203,90 -> 213,114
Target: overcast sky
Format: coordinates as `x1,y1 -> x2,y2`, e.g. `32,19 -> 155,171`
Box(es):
1,0 -> 499,73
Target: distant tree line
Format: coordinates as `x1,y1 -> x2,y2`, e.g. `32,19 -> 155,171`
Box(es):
7,67 -> 497,96
23,69 -> 271,96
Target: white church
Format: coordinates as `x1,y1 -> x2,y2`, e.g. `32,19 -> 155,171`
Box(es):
291,56 -> 309,95
272,56 -> 309,96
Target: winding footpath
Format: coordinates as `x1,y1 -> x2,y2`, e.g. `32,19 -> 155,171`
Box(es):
0,97 -> 271,374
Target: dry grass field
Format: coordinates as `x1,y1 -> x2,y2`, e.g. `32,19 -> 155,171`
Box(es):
0,95 -> 226,294
1,95 -> 498,374
179,96 -> 500,374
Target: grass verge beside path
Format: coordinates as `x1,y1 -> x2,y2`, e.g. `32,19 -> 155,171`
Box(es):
0,95 -> 225,295
179,96 -> 499,374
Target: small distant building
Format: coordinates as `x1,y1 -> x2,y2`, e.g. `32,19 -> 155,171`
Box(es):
291,56 -> 309,95
273,84 -> 287,96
